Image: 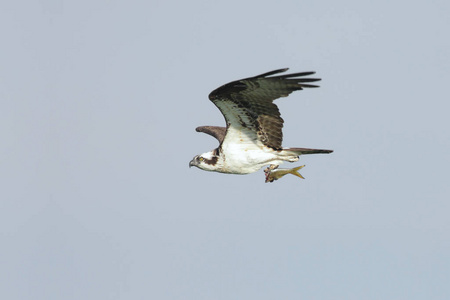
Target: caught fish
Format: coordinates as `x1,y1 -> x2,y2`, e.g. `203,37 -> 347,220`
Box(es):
264,165 -> 306,183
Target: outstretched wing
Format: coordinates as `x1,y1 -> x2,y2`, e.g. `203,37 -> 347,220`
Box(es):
196,126 -> 226,144
208,68 -> 320,150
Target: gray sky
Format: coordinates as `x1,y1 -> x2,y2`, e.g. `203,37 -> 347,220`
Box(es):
1,0 -> 450,299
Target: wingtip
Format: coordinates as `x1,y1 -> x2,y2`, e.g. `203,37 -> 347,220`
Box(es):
272,68 -> 289,72
254,68 -> 290,78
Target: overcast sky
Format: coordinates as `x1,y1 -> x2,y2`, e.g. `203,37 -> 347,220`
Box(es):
1,0 -> 450,299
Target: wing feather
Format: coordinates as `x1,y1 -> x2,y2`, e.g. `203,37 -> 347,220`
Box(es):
196,126 -> 226,144
208,68 -> 320,149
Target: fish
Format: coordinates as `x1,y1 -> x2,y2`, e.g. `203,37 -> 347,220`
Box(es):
264,165 -> 306,183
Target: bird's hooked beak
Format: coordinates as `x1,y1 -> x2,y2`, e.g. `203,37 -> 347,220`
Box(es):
189,158 -> 197,168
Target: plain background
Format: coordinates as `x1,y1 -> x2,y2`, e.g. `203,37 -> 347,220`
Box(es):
1,0 -> 449,299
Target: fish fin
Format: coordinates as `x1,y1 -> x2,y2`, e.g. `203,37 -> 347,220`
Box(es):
289,165 -> 306,179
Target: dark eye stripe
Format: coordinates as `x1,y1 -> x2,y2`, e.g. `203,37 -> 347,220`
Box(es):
204,156 -> 218,165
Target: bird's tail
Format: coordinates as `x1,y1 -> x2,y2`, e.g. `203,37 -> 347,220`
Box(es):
283,147 -> 333,156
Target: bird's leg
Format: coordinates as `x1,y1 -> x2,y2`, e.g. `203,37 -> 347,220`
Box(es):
264,168 -> 271,182
263,164 -> 278,183
264,164 -> 278,173
264,164 -> 279,182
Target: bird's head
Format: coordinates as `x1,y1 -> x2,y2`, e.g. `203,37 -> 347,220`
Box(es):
189,150 -> 219,171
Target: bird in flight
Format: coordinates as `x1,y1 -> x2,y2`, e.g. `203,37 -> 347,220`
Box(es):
189,68 -> 333,178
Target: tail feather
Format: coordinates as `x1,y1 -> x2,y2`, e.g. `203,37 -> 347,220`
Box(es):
284,147 -> 333,155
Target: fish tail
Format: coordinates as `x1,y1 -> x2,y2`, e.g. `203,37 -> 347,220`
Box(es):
289,165 -> 306,179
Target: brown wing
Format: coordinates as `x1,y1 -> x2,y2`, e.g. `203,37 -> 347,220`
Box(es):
208,68 -> 320,150
196,126 -> 226,144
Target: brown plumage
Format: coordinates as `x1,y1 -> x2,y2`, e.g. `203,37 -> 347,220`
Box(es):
207,68 -> 321,150
195,126 -> 226,144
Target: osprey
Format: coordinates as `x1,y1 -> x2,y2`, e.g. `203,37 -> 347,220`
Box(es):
189,68 -> 333,175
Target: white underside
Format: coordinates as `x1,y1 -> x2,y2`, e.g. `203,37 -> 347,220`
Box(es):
220,150 -> 297,174
215,126 -> 299,174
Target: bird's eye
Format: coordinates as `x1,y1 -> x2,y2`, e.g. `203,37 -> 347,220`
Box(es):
198,157 -> 204,162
